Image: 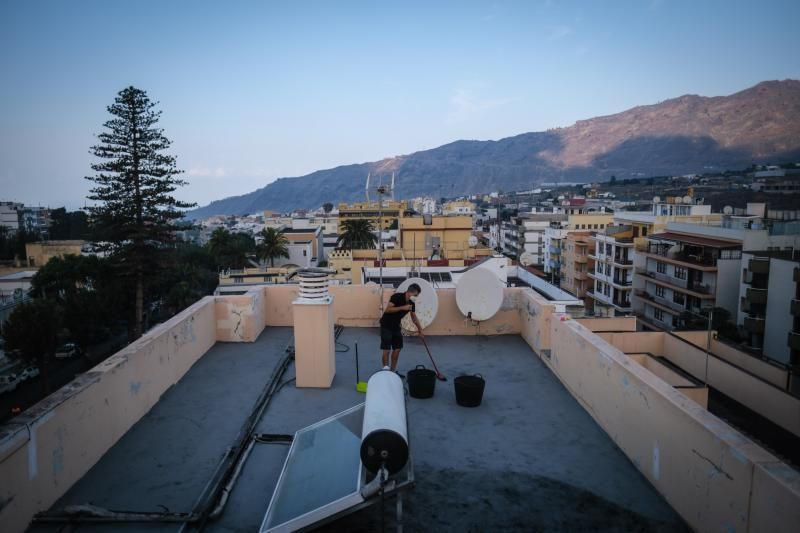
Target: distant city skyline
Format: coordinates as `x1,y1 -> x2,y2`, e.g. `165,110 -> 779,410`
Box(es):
1,0 -> 798,210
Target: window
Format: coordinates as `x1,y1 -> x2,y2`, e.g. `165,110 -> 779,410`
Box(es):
656,262 -> 666,274
655,285 -> 665,297
606,244 -> 612,255
673,292 -> 685,305
604,284 -> 610,296
654,308 -> 664,321
303,250 -> 307,256
233,276 -> 243,284
600,224 -> 605,229
674,266 -> 687,280
605,263 -> 611,275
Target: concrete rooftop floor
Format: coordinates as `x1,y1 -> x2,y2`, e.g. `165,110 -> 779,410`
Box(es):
32,327 -> 688,532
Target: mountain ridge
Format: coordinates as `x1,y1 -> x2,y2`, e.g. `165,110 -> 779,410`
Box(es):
188,79 -> 800,218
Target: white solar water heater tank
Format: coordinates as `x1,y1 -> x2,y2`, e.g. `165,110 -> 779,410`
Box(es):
360,370 -> 409,475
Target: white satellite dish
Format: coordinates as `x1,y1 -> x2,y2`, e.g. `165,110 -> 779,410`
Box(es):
723,205 -> 733,215
456,268 -> 504,321
397,277 -> 438,334
682,195 -> 692,204
652,196 -> 661,204
519,252 -> 535,267
468,235 -> 479,247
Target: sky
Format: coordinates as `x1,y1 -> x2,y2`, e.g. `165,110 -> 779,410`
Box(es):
1,0 -> 798,210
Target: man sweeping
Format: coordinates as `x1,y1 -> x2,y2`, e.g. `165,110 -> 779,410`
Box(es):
380,283 -> 424,375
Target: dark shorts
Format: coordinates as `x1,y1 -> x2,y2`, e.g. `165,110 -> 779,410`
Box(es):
380,327 -> 403,350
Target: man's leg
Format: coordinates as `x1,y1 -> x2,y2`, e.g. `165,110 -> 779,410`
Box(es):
382,349 -> 390,367
390,349 -> 401,371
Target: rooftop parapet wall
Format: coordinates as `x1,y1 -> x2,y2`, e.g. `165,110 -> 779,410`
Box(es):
0,296 -> 218,533
215,288 -> 266,342
547,318 -> 800,533
262,284 -> 524,335
596,330 -> 800,439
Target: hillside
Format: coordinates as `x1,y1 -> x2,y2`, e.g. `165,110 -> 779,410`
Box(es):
188,80 -> 800,218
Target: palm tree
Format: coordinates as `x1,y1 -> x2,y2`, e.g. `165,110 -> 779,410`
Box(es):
208,227 -> 231,265
337,219 -> 377,250
257,227 -> 290,267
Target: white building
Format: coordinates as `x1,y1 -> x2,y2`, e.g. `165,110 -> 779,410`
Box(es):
588,226 -> 634,316
737,251 -> 800,365
0,202 -> 23,232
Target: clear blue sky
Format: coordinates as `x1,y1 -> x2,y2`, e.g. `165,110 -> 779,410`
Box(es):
1,0 -> 798,209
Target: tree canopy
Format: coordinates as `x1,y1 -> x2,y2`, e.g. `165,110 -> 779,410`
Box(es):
257,227 -> 290,267
85,86 -> 195,339
337,219 -> 377,250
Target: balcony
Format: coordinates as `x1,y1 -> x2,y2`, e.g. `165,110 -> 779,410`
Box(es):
743,316 -> 766,334
745,287 -> 768,305
788,331 -> 800,351
792,299 -> 800,316
613,256 -> 633,267
549,245 -> 561,254
574,255 -> 588,264
740,297 -> 750,314
640,249 -> 719,271
574,271 -> 588,281
748,258 -> 770,275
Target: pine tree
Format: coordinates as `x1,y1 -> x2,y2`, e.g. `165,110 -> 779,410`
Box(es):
86,86 -> 195,339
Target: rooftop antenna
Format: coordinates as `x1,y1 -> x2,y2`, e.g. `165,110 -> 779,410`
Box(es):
368,175 -> 395,312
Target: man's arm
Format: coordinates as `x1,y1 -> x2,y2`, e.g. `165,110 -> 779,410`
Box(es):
384,302 -> 413,313
411,312 -> 424,337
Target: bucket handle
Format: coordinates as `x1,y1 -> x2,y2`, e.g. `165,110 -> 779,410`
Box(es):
415,365 -> 427,370
474,373 -> 483,380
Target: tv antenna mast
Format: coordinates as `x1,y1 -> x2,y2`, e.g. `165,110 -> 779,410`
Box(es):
365,172 -> 396,311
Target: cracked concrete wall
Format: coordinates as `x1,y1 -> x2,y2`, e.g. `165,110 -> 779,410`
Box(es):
262,284 -> 523,335
0,297 -> 217,533
215,289 -> 265,342
546,318 -> 800,533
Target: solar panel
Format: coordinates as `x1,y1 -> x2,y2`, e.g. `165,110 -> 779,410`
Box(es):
260,404 -> 413,532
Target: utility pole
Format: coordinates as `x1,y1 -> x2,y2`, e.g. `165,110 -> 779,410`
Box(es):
377,183 -> 388,312
704,307 -> 713,386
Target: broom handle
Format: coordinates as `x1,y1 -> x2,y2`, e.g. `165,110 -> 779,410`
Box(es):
421,336 -> 443,376
355,341 -> 359,383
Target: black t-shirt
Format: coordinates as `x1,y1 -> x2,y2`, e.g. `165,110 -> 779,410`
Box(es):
379,292 -> 415,330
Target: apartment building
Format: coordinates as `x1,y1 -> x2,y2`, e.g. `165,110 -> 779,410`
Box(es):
0,202 -> 23,232
588,226 -> 634,316
337,200 -> 408,231
634,205 -> 800,330
634,230 -> 740,329
738,251 -> 800,365
503,212 -> 567,264
544,212 -> 614,281
559,231 -> 594,310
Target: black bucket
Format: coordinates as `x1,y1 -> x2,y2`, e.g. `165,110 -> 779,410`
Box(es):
407,365 -> 436,399
454,374 -> 485,407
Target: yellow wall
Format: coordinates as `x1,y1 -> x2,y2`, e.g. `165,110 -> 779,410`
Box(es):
337,200 -> 408,231
566,213 -> 614,230
24,241 -> 84,267
399,215 -> 474,258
